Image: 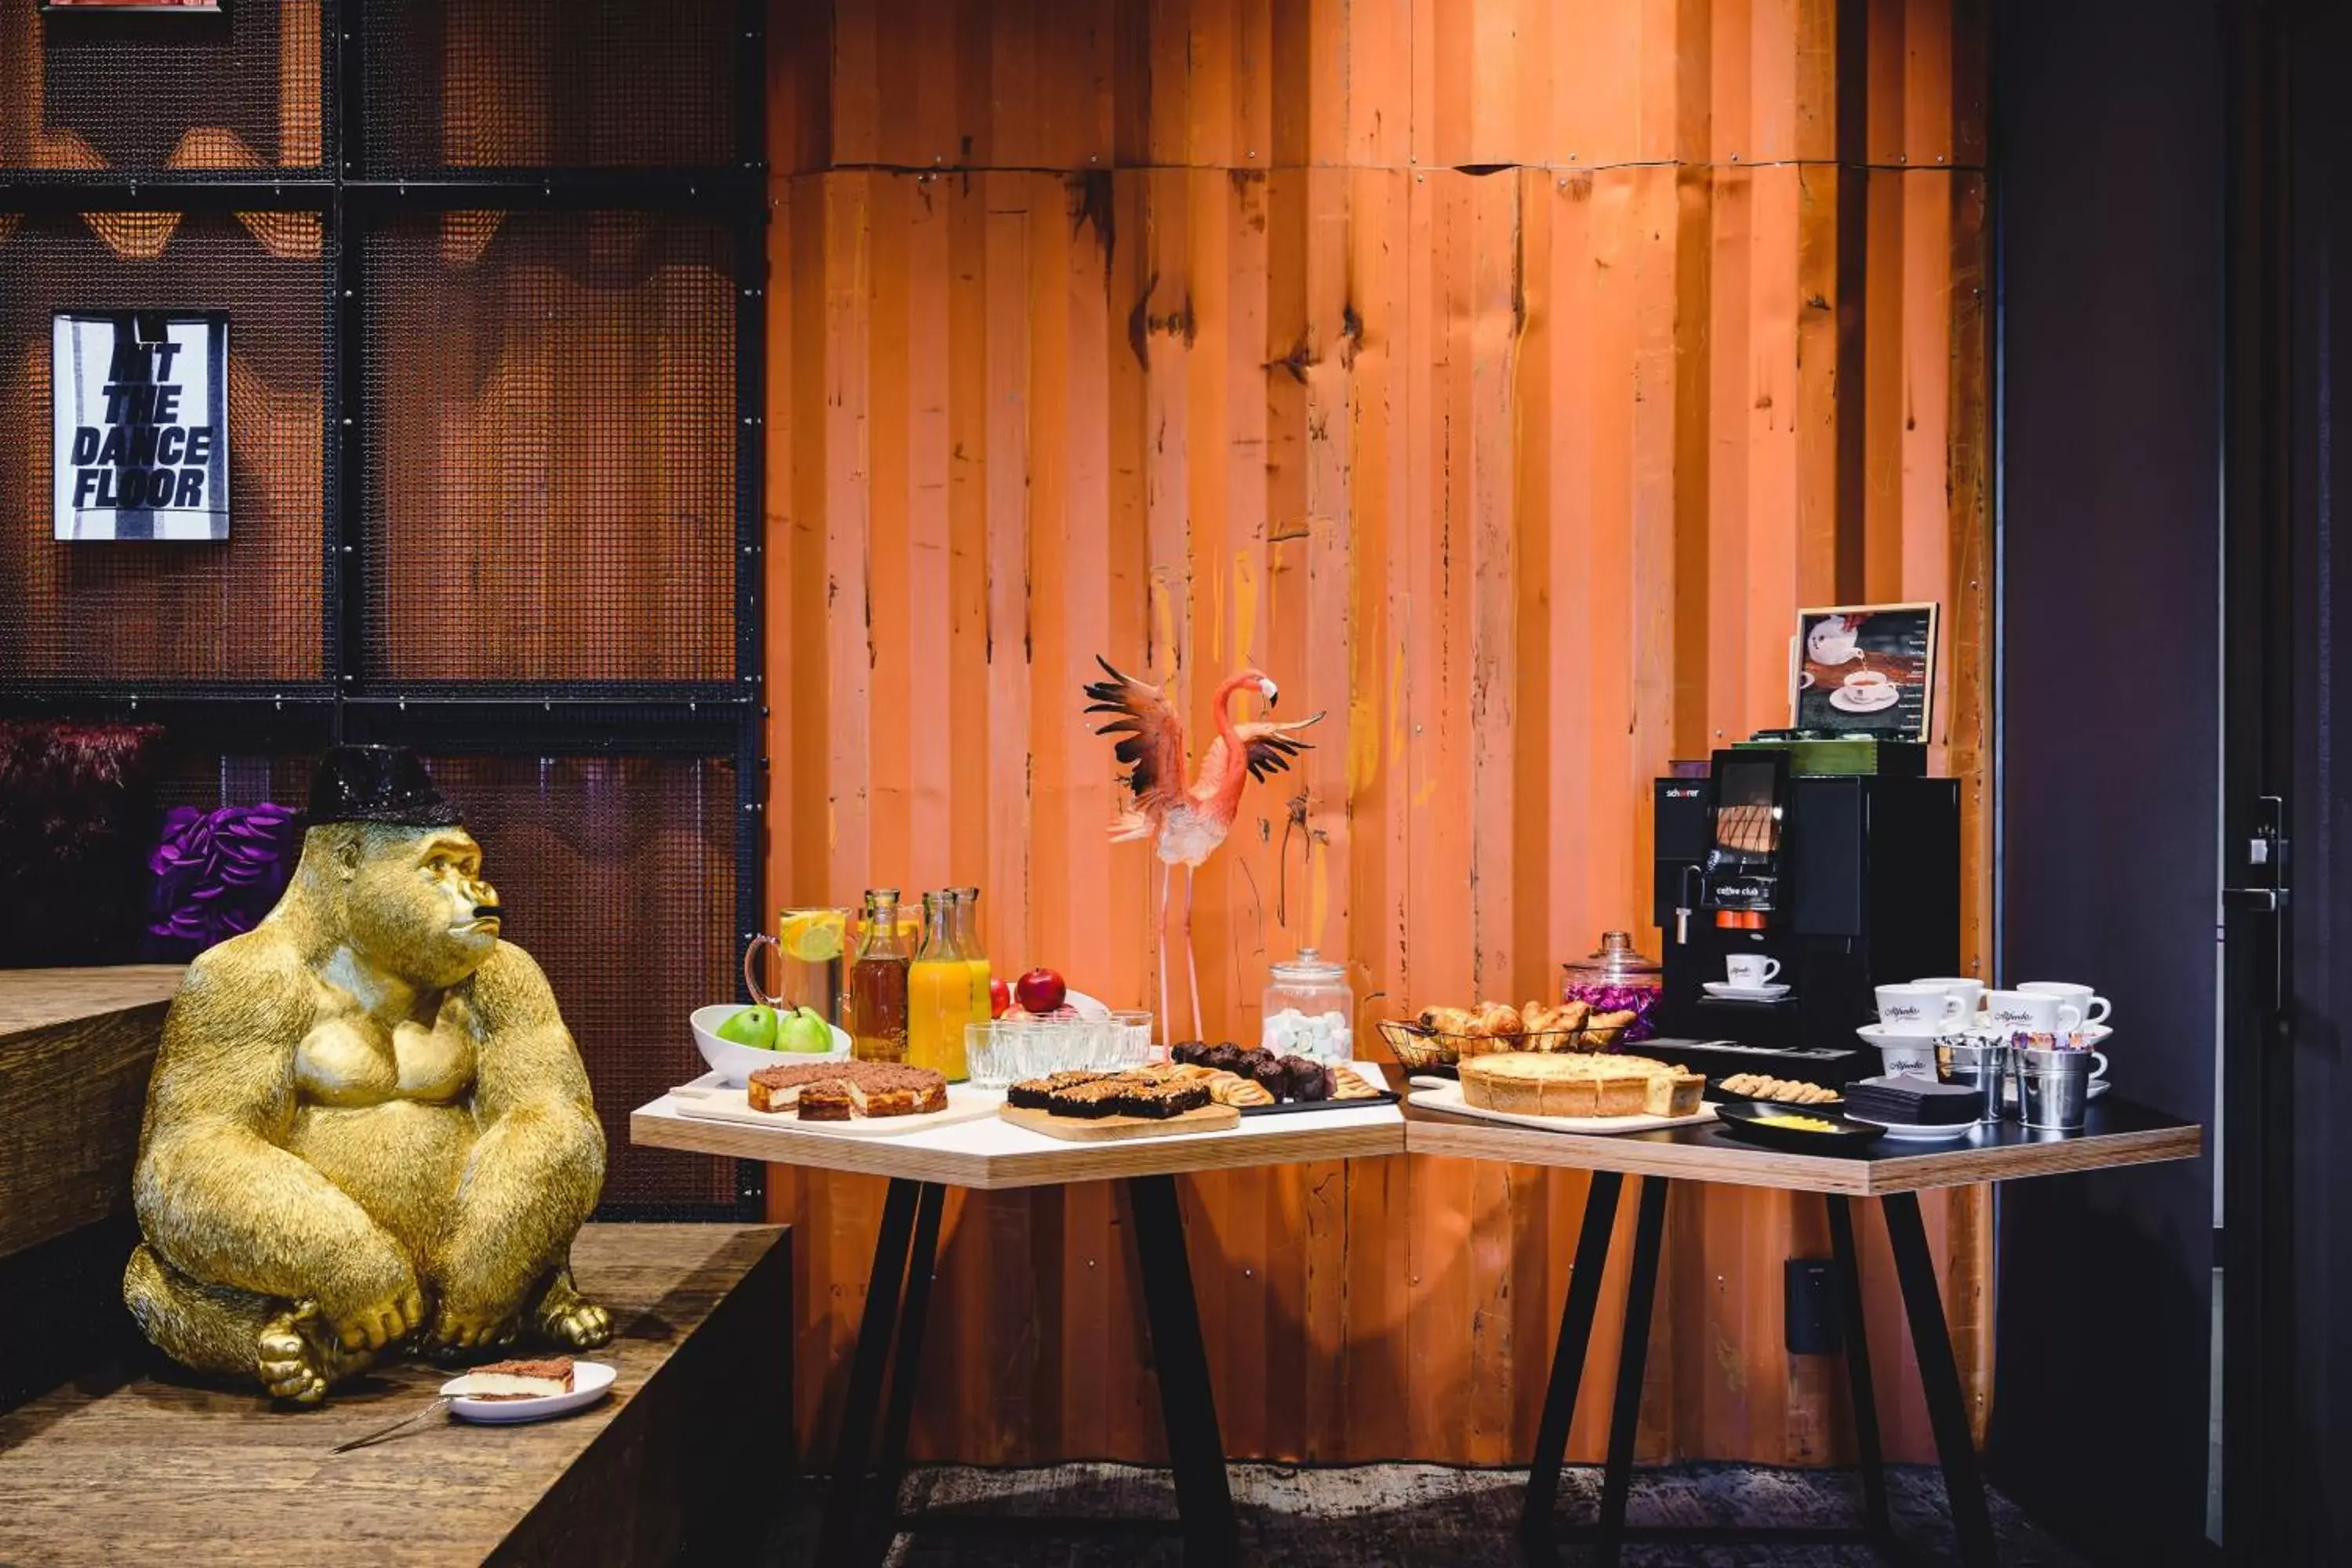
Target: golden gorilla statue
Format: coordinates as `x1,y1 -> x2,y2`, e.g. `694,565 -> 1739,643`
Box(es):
125,746 -> 611,1403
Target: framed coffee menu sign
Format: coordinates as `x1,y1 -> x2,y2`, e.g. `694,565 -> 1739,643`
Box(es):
1793,602 -> 1937,741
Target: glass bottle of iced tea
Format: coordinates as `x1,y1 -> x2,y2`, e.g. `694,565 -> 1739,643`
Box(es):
846,887 -> 912,1063
907,891 -> 970,1081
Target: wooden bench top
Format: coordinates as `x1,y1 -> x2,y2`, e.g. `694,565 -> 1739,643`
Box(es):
0,1223 -> 785,1567
0,965 -> 184,1262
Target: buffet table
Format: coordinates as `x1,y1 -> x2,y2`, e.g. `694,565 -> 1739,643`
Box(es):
632,1087 -> 1405,1564
1403,1085 -> 2203,1568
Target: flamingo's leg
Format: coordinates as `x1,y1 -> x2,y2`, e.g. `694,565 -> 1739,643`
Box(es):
1183,865 -> 1205,1042
1156,859 -> 1174,1048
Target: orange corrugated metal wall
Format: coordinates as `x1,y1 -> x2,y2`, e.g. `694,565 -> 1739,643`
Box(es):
763,0 -> 1990,1467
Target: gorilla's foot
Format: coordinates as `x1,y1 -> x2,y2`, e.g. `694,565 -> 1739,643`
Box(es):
256,1302 -> 340,1404
532,1270 -> 614,1349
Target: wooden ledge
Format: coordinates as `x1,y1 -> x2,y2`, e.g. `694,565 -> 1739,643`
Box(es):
0,964 -> 185,1261
0,1222 -> 786,1567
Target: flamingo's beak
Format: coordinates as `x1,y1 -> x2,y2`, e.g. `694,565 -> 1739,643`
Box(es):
1259,678 -> 1279,707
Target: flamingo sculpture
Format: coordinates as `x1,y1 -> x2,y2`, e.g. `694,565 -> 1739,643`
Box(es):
1083,656 -> 1325,1043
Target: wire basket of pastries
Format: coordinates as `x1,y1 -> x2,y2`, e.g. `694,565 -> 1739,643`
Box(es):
1376,998 -> 1641,1070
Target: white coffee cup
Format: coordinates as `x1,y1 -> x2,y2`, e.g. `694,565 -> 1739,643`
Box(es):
1914,977 -> 1986,1021
1877,1038 -> 1940,1079
1875,983 -> 1962,1036
1844,669 -> 1892,691
1726,954 -> 1781,989
2016,981 -> 2112,1028
1983,988 -> 2084,1038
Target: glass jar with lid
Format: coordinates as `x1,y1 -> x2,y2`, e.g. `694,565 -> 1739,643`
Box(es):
1560,930 -> 1664,1044
1261,947 -> 1356,1061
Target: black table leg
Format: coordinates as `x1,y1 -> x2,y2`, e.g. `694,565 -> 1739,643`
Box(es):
1594,1175 -> 1671,1568
1882,1191 -> 1999,1568
1827,1194 -> 1893,1542
1127,1172 -> 1240,1560
867,1181 -> 946,1560
1522,1170 -> 1626,1536
814,1175 -> 920,1568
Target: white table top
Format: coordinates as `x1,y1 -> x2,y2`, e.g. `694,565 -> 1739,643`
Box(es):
630,1087 -> 1407,1190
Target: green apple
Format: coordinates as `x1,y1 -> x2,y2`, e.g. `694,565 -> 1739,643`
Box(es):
716,1004 -> 779,1050
779,1011 -> 834,1054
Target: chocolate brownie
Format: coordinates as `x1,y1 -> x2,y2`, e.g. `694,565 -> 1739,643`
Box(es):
1007,1070 -> 1105,1109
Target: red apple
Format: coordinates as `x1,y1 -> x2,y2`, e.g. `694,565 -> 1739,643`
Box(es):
1014,967 -> 1067,1014
989,978 -> 1012,1019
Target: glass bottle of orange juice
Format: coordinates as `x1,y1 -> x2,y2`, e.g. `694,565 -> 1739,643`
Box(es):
953,887 -> 993,1029
907,891 -> 971,1081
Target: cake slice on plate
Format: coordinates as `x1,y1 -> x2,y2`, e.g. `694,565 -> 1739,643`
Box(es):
443,1356 -> 575,1400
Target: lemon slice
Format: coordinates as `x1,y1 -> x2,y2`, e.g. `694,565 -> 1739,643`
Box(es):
782,910 -> 846,963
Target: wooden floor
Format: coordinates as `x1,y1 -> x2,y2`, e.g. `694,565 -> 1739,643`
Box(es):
0,1223 -> 785,1567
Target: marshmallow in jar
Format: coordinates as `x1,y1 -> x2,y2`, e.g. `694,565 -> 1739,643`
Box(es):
1262,947 -> 1356,1062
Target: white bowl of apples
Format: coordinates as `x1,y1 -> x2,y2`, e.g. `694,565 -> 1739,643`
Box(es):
691,1002 -> 851,1086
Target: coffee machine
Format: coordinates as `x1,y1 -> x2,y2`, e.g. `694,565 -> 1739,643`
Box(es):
1648,747 -> 1958,1082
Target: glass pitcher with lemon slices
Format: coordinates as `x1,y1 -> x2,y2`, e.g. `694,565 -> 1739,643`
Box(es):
743,907 -> 850,1023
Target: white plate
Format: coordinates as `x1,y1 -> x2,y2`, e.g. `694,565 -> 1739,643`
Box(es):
1829,684 -> 1901,713
443,1359 -> 616,1425
1846,1116 -> 1977,1142
1702,982 -> 1791,1001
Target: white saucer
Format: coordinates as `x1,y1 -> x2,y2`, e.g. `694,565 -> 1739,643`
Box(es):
1847,1116 -> 1976,1142
443,1359 -> 616,1425
1703,982 -> 1791,1001
1829,685 -> 1901,713
1859,1019 -> 2114,1047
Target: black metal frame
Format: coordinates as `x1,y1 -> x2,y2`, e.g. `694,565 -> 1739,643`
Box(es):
1521,1177 -> 1992,1568
818,1175 -> 1241,1566
0,0 -> 770,1220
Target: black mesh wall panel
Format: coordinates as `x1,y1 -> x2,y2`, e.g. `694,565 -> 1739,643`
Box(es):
359,212 -> 737,688
0,0 -> 327,176
0,211 -> 328,688
359,0 -> 735,174
421,753 -> 739,1212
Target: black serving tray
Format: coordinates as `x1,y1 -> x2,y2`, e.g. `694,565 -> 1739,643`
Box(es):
1715,1099 -> 1886,1153
1240,1089 -> 1402,1117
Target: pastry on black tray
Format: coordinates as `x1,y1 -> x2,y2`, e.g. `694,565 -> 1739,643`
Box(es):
1205,1042 -> 1243,1073
1170,1040 -> 1208,1065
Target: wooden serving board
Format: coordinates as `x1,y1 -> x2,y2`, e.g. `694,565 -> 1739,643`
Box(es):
1407,1077 -> 1719,1136
999,1102 -> 1242,1142
668,1081 -> 999,1137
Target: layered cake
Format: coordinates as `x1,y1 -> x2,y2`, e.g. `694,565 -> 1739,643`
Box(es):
746,1061 -> 949,1118
445,1356 -> 575,1400
1458,1051 -> 1704,1119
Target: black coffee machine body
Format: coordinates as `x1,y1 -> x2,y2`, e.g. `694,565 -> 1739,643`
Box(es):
1651,749 -> 1959,1057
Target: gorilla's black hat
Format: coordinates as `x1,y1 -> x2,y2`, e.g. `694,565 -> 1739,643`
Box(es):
307,745 -> 462,829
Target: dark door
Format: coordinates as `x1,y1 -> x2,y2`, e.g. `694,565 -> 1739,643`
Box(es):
2220,1 -> 2352,1562
1986,0 -> 2226,1561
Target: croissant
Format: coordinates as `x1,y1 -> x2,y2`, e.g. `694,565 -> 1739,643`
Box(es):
1468,1002 -> 1523,1038
1418,1005 -> 1475,1036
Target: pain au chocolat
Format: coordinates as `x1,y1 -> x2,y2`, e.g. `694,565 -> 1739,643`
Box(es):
746,1061 -> 948,1118
1457,1051 -> 1704,1119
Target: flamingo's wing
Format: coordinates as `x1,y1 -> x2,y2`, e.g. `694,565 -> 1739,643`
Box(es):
1082,655 -> 1188,812
1233,711 -> 1326,782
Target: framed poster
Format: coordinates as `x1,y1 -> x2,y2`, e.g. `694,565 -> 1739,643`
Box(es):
52,311 -> 230,541
1793,601 -> 1938,741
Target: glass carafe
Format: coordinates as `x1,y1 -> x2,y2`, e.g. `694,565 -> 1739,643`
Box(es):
845,888 -> 913,1062
907,891 -> 971,1081
1560,930 -> 1664,1044
1262,947 -> 1356,1061
954,886 -> 994,1027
